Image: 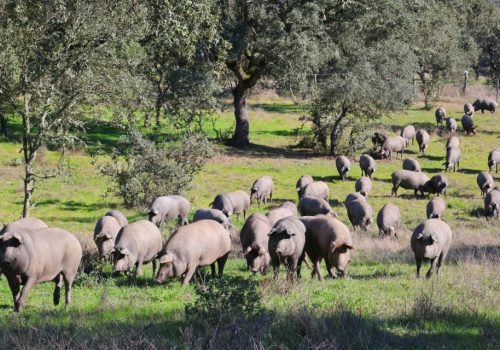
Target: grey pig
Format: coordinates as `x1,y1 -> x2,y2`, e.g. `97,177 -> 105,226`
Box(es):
445,146 -> 461,172
296,175 -> 313,199
446,118 -> 457,133
403,158 -> 421,172
266,202 -> 297,226
484,188 -> 500,218
461,114 -> 475,135
345,192 -> 366,205
381,136 -> 406,159
445,136 -> 459,149
155,220 -> 231,286
268,217 -> 306,281
464,103 -> 474,116
250,176 -> 274,205
240,214 -> 272,274
193,208 -> 232,230
416,129 -> 430,154
0,217 -> 48,235
303,216 -> 353,280
212,190 -> 250,221
94,215 -> 122,258
411,219 -> 452,278
391,170 -> 430,197
435,107 -> 446,126
400,125 -> 416,146
104,210 -> 128,228
302,181 -> 329,201
428,174 -> 449,197
0,227 -> 82,312
473,98 -> 498,113
476,172 -> 494,197
426,197 -> 446,219
355,176 -> 372,197
148,195 -> 190,227
113,220 -> 163,277
359,154 -> 376,179
298,196 -> 336,217
377,203 -> 400,238
346,198 -> 373,231
336,156 -> 351,181
488,148 -> 500,173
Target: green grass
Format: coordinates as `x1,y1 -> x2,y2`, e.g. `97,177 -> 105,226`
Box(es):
0,97 -> 499,348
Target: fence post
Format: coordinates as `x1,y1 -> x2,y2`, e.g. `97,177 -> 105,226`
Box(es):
463,70 -> 468,95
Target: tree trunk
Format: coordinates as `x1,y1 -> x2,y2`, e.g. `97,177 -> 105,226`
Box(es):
0,115 -> 7,135
22,165 -> 34,218
155,97 -> 162,128
231,83 -> 251,146
330,111 -> 346,155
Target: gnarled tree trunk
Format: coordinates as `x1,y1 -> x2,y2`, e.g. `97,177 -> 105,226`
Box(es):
231,82 -> 251,146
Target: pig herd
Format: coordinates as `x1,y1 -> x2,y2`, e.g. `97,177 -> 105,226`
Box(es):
0,102 -> 498,313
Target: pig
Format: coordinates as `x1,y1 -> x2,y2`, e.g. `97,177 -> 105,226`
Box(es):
464,103 -> 474,116
155,220 -> 231,286
112,220 -> 163,277
296,175 -> 314,199
446,118 -> 457,133
266,201 -> 298,225
93,215 -> 122,258
303,216 -> 353,280
0,217 -> 48,235
426,197 -> 446,219
302,181 -> 329,201
298,196 -> 336,217
461,114 -> 475,135
476,172 -> 494,197
484,189 -> 500,218
360,154 -> 376,179
345,192 -> 366,205
376,203 -> 400,238
391,170 -> 430,197
193,208 -> 232,230
416,129 -> 430,154
148,195 -> 190,227
427,174 -> 449,197
400,125 -> 416,146
240,214 -> 272,274
268,217 -> 306,281
355,176 -> 372,197
250,176 -> 274,205
381,136 -> 406,159
411,219 -> 452,278
403,158 -> 421,172
435,107 -> 446,126
0,227 -> 82,312
445,136 -> 459,150
212,190 -> 250,221
336,156 -> 351,181
104,210 -> 128,228
488,148 -> 500,173
371,132 -> 388,149
346,198 -> 373,231
445,146 -> 461,172
473,98 -> 498,113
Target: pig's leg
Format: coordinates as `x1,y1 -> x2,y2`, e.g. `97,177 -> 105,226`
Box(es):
62,271 -> 76,305
152,259 -> 157,278
15,277 -> 36,312
210,263 -> 216,278
5,273 -> 20,311
415,256 -> 422,278
426,257 -> 438,279
53,274 -> 63,306
217,253 -> 229,278
182,266 -> 197,286
135,261 -> 143,277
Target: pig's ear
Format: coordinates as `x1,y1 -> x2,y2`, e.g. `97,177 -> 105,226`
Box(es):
1,232 -> 23,245
344,242 -> 354,250
329,241 -> 337,253
120,248 -> 130,256
160,253 -> 174,264
243,246 -> 252,256
258,248 -> 267,255
267,228 -> 276,236
149,208 -> 159,215
430,233 -> 439,243
105,233 -> 112,240
415,233 -> 424,240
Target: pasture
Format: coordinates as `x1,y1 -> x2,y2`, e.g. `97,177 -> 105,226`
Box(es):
0,97 -> 499,349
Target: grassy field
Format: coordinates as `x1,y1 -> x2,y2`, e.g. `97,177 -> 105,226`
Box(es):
0,96 -> 499,349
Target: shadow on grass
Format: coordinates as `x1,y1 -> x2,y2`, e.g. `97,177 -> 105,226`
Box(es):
251,103 -> 309,114
36,199 -> 111,212
226,142 -> 313,160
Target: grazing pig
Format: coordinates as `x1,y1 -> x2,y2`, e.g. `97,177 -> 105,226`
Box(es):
212,190 -> 250,221
484,189 -> 500,218
360,154 -> 376,179
435,107 -> 446,126
476,172 -> 494,197
104,210 -> 128,228
473,98 -> 498,113
302,181 -> 329,201
148,195 -> 190,227
193,208 -> 232,230
403,158 -> 421,172
250,176 -> 274,205
296,175 -> 314,199
336,156 -> 351,181
416,129 -> 430,154
461,115 -> 475,135
355,176 -> 372,197
94,215 -> 122,258
400,125 -> 416,146
446,118 -> 457,133
411,219 -> 452,278
303,216 -> 353,280
268,217 -> 306,281
428,174 -> 449,197
113,220 -> 163,277
346,198 -> 373,231
0,217 -> 48,235
445,146 -> 461,172
266,202 -> 297,226
445,136 -> 459,150
0,227 -> 82,312
426,197 -> 446,219
371,132 -> 388,149
391,170 -> 430,197
345,192 -> 366,205
464,103 -> 474,116
488,148 -> 500,173
381,136 -> 406,159
298,196 -> 336,217
240,214 -> 272,274
155,220 -> 231,286
376,204 -> 400,238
